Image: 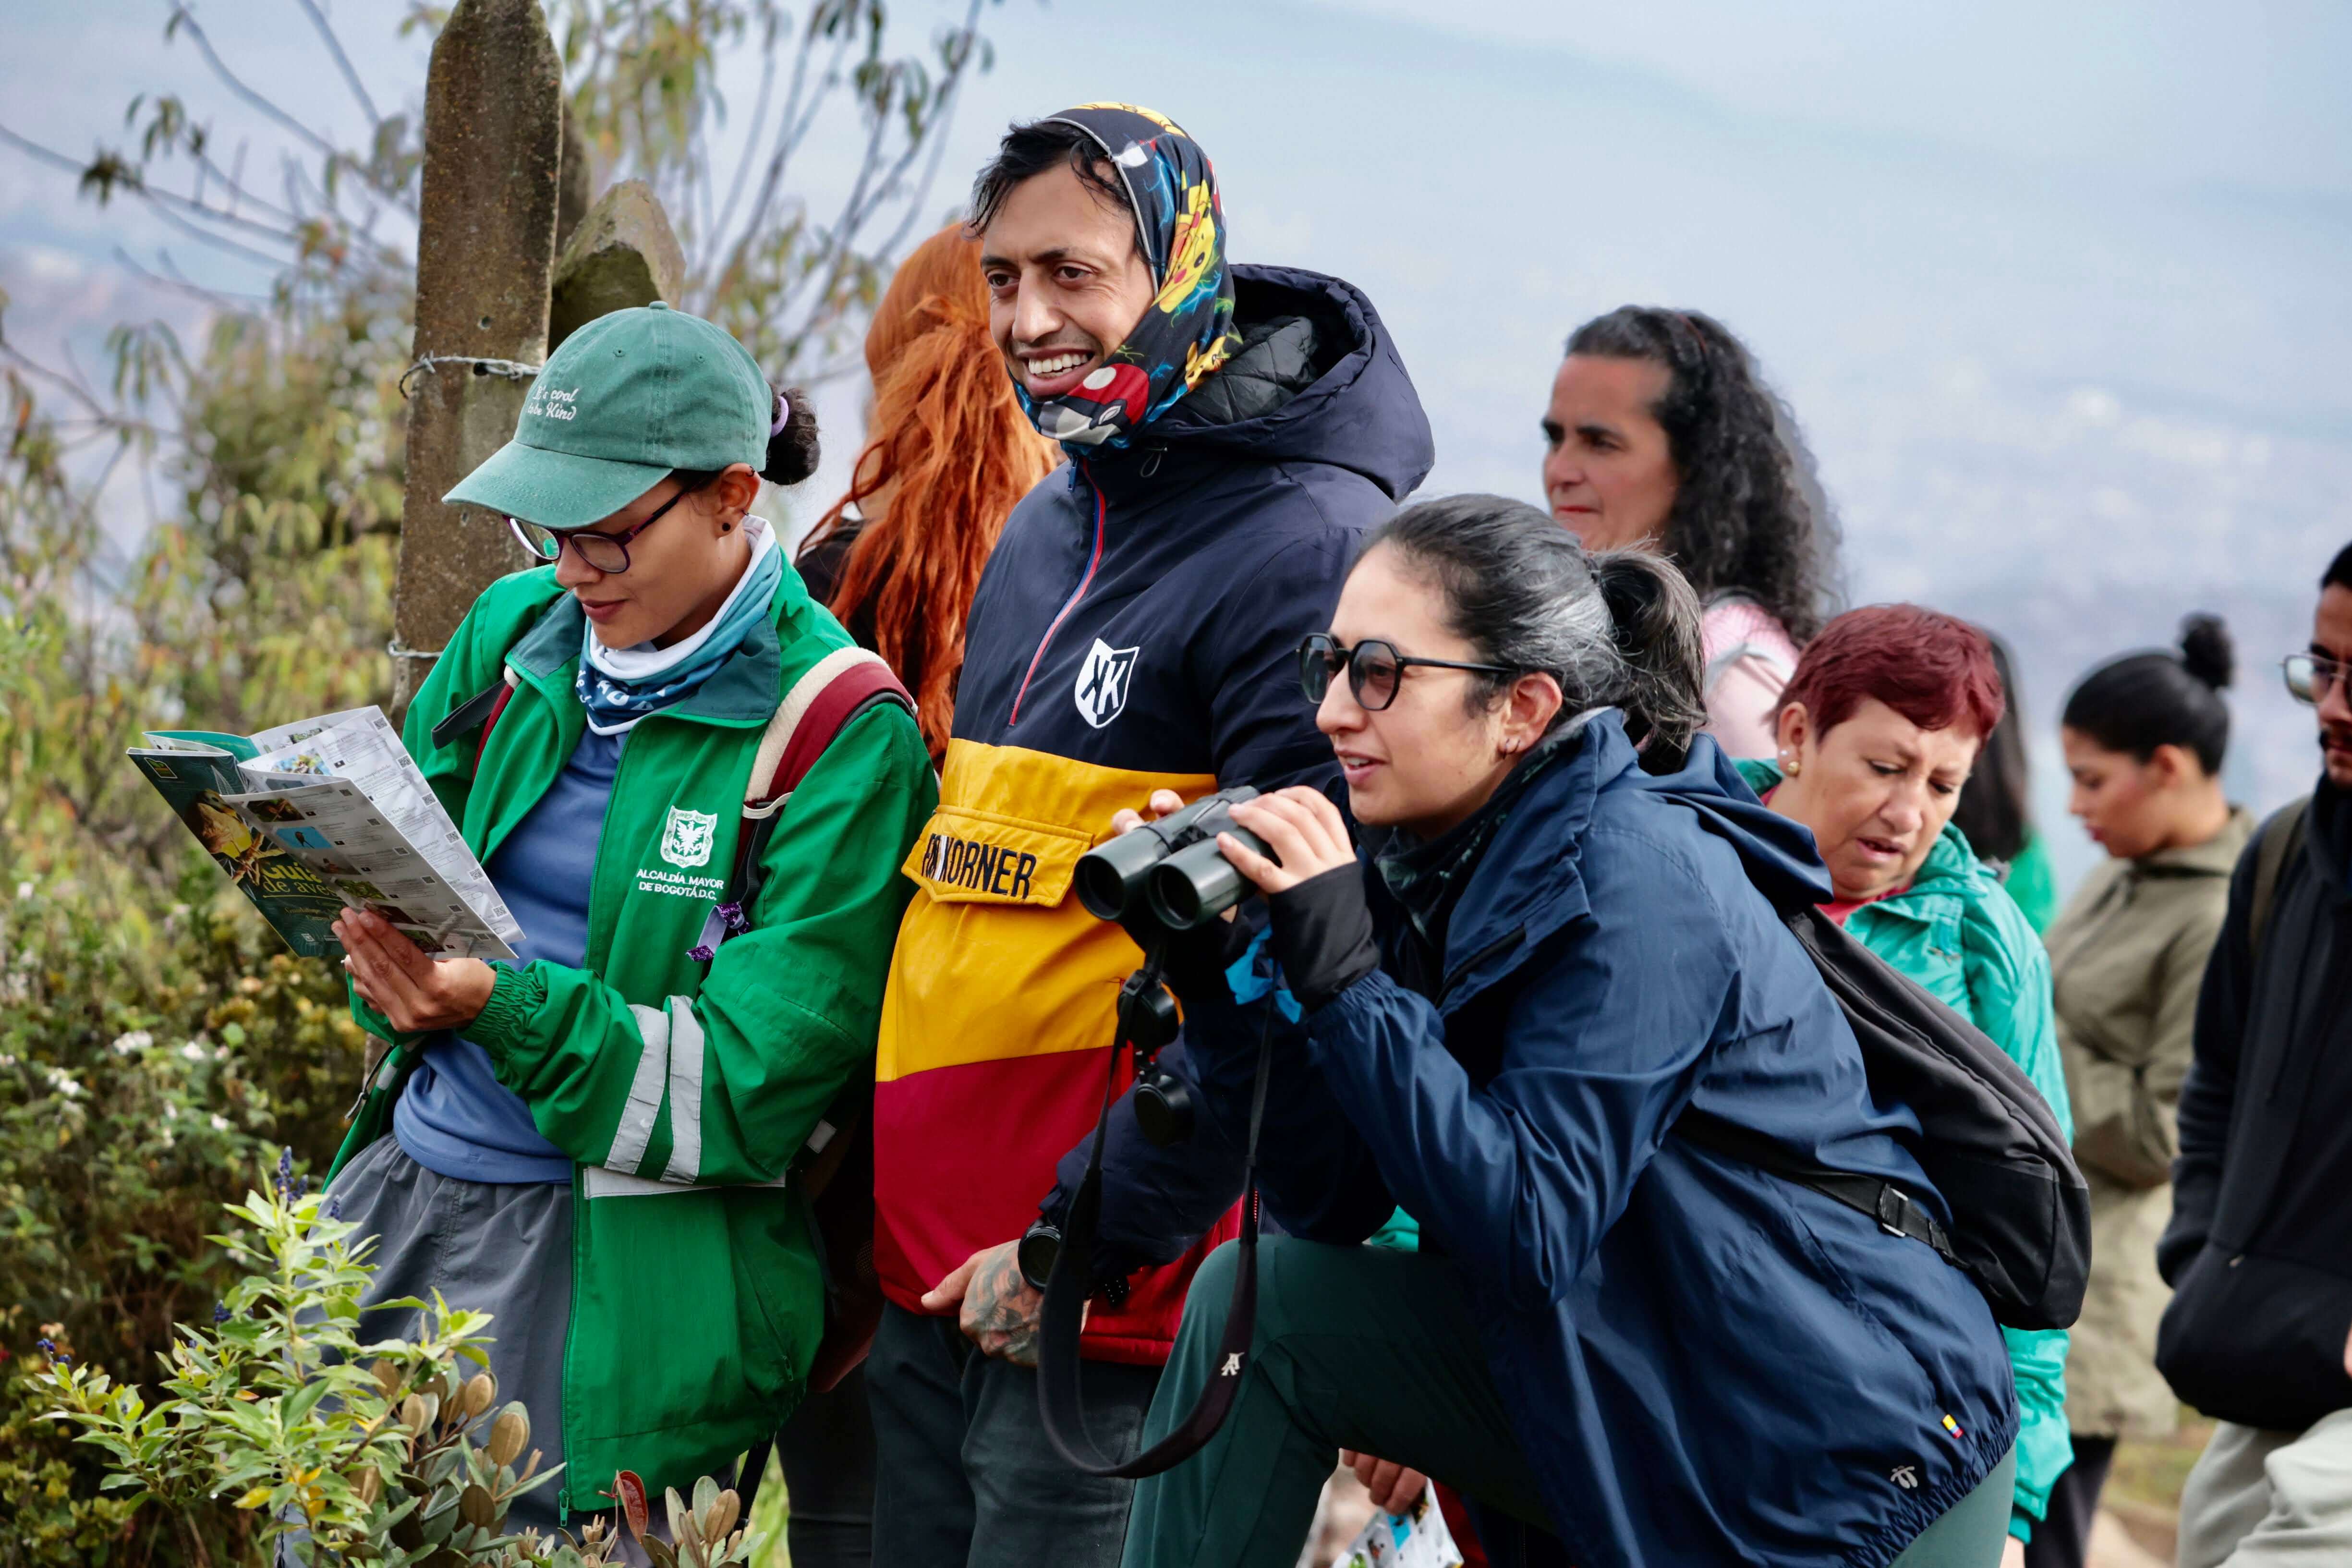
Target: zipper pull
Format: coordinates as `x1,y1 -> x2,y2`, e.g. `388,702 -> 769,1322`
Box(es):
1140,446 -> 1164,478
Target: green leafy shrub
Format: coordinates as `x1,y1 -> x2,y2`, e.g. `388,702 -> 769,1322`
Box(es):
32,1171 -> 754,1568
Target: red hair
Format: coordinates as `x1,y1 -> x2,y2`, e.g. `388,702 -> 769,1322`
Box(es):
801,225 -> 1058,759
1776,604 -> 2005,742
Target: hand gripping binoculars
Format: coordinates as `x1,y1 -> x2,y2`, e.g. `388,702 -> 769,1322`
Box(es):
1073,787 -> 1273,936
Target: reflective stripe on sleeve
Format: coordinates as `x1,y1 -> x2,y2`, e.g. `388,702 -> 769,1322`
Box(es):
609,1002 -> 671,1176
660,997 -> 705,1185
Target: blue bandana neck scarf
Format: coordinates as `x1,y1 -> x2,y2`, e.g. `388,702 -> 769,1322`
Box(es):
577,517 -> 783,735
1016,103 -> 1244,453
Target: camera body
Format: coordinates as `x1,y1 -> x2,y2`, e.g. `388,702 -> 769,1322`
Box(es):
1074,787 -> 1272,936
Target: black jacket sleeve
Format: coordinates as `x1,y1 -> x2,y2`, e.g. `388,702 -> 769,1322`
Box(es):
2158,833 -> 2259,1284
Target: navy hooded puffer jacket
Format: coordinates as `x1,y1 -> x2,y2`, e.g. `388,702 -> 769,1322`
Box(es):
878,260 -> 1435,1362
1170,715 -> 2020,1568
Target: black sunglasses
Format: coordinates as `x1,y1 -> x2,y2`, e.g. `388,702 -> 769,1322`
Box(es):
2283,652 -> 2349,706
1297,632 -> 1517,712
508,486 -> 691,575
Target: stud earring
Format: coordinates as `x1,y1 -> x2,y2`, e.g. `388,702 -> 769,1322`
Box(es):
720,522 -> 734,533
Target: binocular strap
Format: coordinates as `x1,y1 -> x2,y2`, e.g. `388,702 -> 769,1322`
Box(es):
1037,960 -> 1275,1478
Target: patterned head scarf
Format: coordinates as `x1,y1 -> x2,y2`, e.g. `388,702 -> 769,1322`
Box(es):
1014,103 -> 1244,451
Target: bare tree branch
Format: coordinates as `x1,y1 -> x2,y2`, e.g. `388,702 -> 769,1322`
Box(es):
165,5 -> 343,166
707,12 -> 782,276
115,245 -> 272,311
0,122 -> 319,257
292,0 -> 383,128
876,0 -> 984,260
145,197 -> 303,272
0,121 -> 93,179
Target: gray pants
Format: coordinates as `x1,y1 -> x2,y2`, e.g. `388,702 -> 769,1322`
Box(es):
2178,1409 -> 2352,1568
328,1136 -> 575,1537
866,1300 -> 1161,1568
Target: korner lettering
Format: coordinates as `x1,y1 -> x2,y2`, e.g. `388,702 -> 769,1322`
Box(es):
920,831 -> 1038,900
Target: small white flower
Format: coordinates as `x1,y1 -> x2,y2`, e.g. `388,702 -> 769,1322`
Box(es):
214,1044 -> 230,1060
111,1031 -> 154,1057
49,1071 -> 83,1097
14,881 -> 32,899
210,1114 -> 230,1131
180,1042 -> 207,1062
164,1102 -> 181,1120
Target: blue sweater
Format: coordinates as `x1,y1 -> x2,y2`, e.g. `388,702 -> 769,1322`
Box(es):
394,728 -> 620,1183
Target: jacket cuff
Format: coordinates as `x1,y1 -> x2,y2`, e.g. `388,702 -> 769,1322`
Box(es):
1268,865 -> 1379,1014
464,962 -> 545,1057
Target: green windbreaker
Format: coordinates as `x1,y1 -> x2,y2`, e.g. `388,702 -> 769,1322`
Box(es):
330,563 -> 935,1513
1737,759 -> 2074,1544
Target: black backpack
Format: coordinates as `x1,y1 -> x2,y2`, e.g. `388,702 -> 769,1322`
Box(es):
1679,904 -> 2090,1331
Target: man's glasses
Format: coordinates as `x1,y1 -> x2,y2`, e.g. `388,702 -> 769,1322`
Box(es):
1297,632 -> 1517,712
508,486 -> 689,575
2282,652 -> 2349,706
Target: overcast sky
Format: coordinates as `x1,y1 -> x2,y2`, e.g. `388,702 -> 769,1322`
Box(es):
7,0 -> 2350,892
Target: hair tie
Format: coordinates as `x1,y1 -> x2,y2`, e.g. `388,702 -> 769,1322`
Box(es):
770,391 -> 792,437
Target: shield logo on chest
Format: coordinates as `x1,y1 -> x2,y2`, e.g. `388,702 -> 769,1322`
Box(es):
1074,638 -> 1140,729
660,805 -> 720,869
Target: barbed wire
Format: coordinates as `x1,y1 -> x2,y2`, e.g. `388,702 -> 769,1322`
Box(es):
396,354 -> 543,400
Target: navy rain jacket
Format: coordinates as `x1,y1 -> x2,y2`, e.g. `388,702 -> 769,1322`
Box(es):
1170,716 -> 2020,1568
878,261 -> 1433,1357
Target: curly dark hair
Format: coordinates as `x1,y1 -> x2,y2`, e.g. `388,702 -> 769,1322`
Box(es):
1563,307 -> 1839,643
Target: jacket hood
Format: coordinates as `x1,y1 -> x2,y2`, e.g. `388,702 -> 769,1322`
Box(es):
1734,754 -> 2003,913
1430,716 -> 1830,999
1146,263 -> 1434,502
1653,734 -> 1837,910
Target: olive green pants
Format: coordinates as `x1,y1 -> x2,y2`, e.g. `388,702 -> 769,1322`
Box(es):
1119,1237 -> 2017,1568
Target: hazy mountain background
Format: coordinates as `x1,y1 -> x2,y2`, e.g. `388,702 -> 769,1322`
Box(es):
7,0 -> 2349,897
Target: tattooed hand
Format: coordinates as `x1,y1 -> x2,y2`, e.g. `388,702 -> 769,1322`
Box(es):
922,1242 -> 1045,1367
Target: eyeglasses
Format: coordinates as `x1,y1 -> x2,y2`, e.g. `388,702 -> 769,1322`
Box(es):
2282,652 -> 2349,705
508,487 -> 689,575
1297,633 -> 1518,712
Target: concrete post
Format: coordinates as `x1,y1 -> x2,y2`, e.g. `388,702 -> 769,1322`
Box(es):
557,101 -> 592,253
390,0 -> 563,714
548,179 -> 689,350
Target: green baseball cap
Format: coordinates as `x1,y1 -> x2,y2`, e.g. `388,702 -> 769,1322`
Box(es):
444,302 -> 771,528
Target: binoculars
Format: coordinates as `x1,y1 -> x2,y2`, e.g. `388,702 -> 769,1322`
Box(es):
1074,787 -> 1273,936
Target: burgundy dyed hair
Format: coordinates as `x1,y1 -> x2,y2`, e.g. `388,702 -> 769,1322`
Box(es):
1776,604 -> 2005,743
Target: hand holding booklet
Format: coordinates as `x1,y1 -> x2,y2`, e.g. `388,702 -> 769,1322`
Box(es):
1338,1486 -> 1466,1568
128,706 -> 522,962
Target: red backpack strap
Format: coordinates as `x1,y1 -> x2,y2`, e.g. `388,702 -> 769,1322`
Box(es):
746,648 -> 916,809
427,669 -> 520,776
693,650 -> 915,963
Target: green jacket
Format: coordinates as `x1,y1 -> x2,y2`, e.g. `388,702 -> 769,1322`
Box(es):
1738,760 -> 2073,1543
2002,828 -> 2060,936
330,564 -> 935,1514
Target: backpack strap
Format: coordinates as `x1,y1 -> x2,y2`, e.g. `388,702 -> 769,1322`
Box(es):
2248,796 -> 2310,971
689,648 -> 913,962
1678,1104 -> 1959,1264
725,648 -> 916,917
427,669 -> 519,775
